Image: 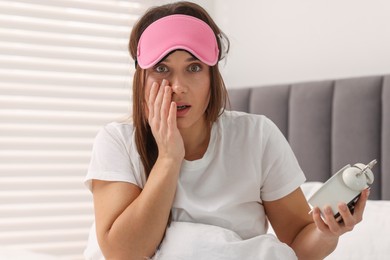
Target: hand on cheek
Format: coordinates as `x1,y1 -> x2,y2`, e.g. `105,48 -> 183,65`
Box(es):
147,80 -> 185,161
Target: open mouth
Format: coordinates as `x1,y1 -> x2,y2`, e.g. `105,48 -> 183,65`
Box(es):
177,105 -> 190,110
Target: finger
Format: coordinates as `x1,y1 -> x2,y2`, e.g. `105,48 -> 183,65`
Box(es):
167,101 -> 177,132
160,86 -> 172,123
148,82 -> 158,121
337,203 -> 354,231
312,207 -> 329,232
153,79 -> 167,122
322,206 -> 340,233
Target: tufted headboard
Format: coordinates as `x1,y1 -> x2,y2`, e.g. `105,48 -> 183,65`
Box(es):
227,74 -> 390,200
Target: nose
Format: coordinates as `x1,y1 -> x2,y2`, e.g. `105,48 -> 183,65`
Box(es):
170,73 -> 188,94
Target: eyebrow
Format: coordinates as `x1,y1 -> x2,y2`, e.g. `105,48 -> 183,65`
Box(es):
160,51 -> 199,63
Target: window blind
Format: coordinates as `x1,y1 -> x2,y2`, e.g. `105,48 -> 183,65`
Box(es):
0,0 -> 157,259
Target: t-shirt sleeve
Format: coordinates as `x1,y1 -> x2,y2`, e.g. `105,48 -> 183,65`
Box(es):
260,118 -> 306,201
84,123 -> 144,192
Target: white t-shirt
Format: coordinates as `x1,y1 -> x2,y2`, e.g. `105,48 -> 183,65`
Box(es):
84,110 -> 306,259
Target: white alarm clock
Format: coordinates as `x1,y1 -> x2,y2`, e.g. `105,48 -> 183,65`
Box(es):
308,159 -> 377,220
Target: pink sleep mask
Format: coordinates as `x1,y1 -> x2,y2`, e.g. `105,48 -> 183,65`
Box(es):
136,14 -> 219,69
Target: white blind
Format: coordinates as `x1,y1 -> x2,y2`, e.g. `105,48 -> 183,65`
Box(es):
0,0 -> 156,259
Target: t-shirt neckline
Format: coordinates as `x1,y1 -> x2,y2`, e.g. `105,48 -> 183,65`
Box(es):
180,122 -> 218,171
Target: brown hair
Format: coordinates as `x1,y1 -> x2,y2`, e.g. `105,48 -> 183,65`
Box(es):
129,1 -> 230,178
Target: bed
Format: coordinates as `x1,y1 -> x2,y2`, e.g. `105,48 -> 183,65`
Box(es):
228,74 -> 390,259
152,181 -> 390,260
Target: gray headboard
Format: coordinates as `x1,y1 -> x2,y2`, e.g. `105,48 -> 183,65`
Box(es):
227,74 -> 390,200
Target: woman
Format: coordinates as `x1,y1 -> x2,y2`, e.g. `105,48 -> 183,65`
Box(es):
84,2 -> 369,259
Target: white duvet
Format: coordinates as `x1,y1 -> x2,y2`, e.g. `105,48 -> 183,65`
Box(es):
153,221 -> 297,260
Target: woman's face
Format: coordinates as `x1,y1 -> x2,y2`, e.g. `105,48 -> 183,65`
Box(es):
144,50 -> 211,130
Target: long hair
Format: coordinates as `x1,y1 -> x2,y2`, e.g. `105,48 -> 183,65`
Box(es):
128,1 -> 230,178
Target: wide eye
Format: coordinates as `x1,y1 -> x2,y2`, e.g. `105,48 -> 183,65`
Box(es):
188,64 -> 202,73
154,64 -> 168,73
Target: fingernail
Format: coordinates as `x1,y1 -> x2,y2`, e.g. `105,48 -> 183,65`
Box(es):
340,203 -> 347,212
325,207 -> 333,214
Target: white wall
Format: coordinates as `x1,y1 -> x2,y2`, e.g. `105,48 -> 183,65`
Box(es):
212,0 -> 390,88
155,0 -> 214,14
